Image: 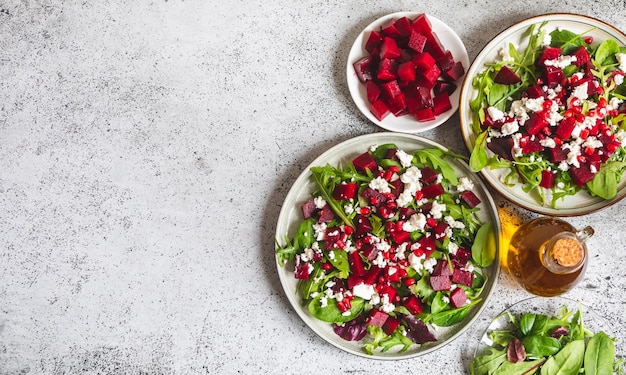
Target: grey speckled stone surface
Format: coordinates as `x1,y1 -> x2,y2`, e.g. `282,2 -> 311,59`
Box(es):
1,1 -> 626,374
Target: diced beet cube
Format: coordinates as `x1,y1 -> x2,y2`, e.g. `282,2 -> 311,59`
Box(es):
379,37 -> 401,60
324,226 -> 342,249
424,31 -> 447,61
429,275 -> 451,291
460,190 -> 481,208
420,166 -> 438,184
571,46 -> 590,67
377,283 -> 397,301
443,61 -> 465,81
415,107 -> 435,122
452,268 -> 474,287
555,117 -> 576,139
437,50 -> 456,72
408,83 -> 433,109
494,65 -> 521,85
408,30 -> 427,53
412,52 -> 437,72
399,207 -> 417,220
361,243 -> 378,261
388,228 -> 410,244
404,295 -> 423,315
352,151 -> 378,173
387,93 -> 408,116
301,199 -> 316,219
420,64 -> 442,87
421,183 -> 444,199
389,178 -> 403,197
383,317 -> 401,335
450,287 -> 468,308
381,80 -> 402,99
366,81 -> 381,103
361,187 -> 387,207
524,112 -> 548,135
540,170 -> 557,188
547,146 -> 568,163
363,267 -> 381,285
294,257 -> 311,280
394,17 -> 413,37
411,13 -> 432,34
353,56 -> 375,83
366,309 -> 390,327
333,183 -> 358,200
347,274 -> 363,289
544,66 -> 564,85
434,80 -> 457,96
433,260 -> 452,277
569,165 -> 596,186
318,205 -> 334,223
417,236 -> 436,256
526,85 -> 545,98
381,19 -> 402,38
365,30 -> 384,54
349,251 -> 367,276
432,92 -> 452,115
355,215 -> 373,238
521,138 -> 543,154
397,61 -> 417,82
537,46 -> 562,66
453,248 -> 472,267
377,58 -> 397,81
370,98 -> 391,121
434,221 -> 449,239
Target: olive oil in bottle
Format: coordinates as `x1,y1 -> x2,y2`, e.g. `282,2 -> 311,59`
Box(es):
506,217 -> 593,297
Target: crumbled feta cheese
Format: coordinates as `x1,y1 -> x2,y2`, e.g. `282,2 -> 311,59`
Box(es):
444,215 -> 465,229
344,204 -> 354,214
313,222 -> 327,241
614,73 -> 625,86
448,242 -> 459,255
544,55 -> 577,68
424,257 -> 437,274
500,120 -> 520,136
320,296 -> 328,308
369,176 -> 391,194
499,44 -> 515,62
487,106 -> 505,122
442,296 -> 450,304
542,32 -> 552,46
396,149 -> 414,168
352,283 -> 376,300
525,97 -> 545,112
401,166 -> 422,185
380,294 -> 395,313
408,252 -> 426,272
430,201 -> 446,219
617,53 -> 626,72
314,196 -> 326,209
457,177 -> 474,192
540,137 -> 556,148
402,213 -> 427,232
571,82 -> 589,101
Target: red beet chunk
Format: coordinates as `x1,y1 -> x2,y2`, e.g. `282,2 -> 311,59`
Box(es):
377,58 -> 397,81
424,31 -> 447,61
433,92 -> 451,115
366,81 -> 381,103
432,260 -> 452,276
460,190 -> 481,208
397,61 -> 417,82
404,295 -> 423,315
452,268 -> 474,287
383,317 -> 401,335
494,65 -> 521,85
377,283 -> 397,301
420,166 -> 438,184
318,205 -> 334,223
537,46 -> 562,66
569,165 -> 596,186
381,19 -> 402,38
381,80 -> 402,99
301,199 -> 316,219
393,17 -> 413,37
349,250 -> 367,276
364,267 -> 381,285
524,112 -> 548,135
450,287 -> 468,308
429,274 -> 451,291
421,183 -> 444,199
412,52 -> 437,72
433,221 -> 449,239
380,37 -> 401,60
294,257 -> 311,280
544,66 -> 564,85
526,85 -> 545,99
411,13 -> 432,34
452,248 -> 472,268
437,50 -> 456,72
388,228 -> 410,244
366,309 -> 390,327
352,151 -> 378,173
347,274 -> 363,289
540,170 -> 557,188
370,98 -> 391,121
360,187 -> 387,207
389,178 -> 403,197
333,183 -> 358,200
521,138 -> 543,154
547,146 -> 568,163
361,243 -> 378,262
571,46 -> 590,67
365,30 -> 384,53
443,61 -> 465,81
353,56 -> 375,83
408,30 -> 427,53
419,63 -> 442,86
555,117 -> 576,139
324,226 -> 343,249
487,136 -> 515,161
387,94 -> 408,116
415,107 -> 435,122
434,80 -> 457,96
399,207 -> 417,220
407,83 -> 433,109
417,236 -> 436,256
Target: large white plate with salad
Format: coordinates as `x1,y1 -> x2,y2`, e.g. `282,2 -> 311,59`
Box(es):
275,133 -> 500,359
470,296 -> 624,374
459,13 -> 626,216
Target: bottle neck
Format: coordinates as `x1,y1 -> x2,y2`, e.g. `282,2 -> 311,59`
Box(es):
540,232 -> 587,274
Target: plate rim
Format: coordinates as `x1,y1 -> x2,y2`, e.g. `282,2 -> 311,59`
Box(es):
275,132 -> 502,360
458,13 -> 626,216
346,12 -> 470,134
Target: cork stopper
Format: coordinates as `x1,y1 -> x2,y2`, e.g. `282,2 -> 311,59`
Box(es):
551,237 -> 583,267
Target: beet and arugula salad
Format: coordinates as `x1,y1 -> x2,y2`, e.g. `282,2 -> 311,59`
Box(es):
468,21 -> 626,207
276,143 -> 496,354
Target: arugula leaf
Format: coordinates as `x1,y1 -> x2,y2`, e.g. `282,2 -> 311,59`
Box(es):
470,347 -> 507,375
470,130 -> 489,172
413,148 -> 459,185
550,28 -> 587,54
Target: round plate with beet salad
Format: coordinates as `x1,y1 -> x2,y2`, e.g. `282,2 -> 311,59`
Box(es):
460,14 -> 626,216
275,133 -> 500,359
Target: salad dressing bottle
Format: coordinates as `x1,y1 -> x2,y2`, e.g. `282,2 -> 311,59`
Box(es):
506,217 -> 594,297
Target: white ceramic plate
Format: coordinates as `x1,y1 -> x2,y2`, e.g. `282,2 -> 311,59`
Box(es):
347,12 -> 469,133
275,132 -> 501,359
473,296 -> 621,368
459,14 -> 626,216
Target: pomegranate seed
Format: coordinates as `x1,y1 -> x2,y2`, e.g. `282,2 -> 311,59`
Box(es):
393,295 -> 401,303
577,155 -> 586,163
343,225 -> 354,235
584,36 -> 594,44
384,192 -> 395,201
414,191 -> 424,201
554,137 -> 563,146
570,75 -> 579,84
398,259 -> 408,267
584,147 -> 594,155
413,248 -> 424,257
580,129 -> 590,139
336,239 -> 346,249
388,165 -> 401,173
607,142 -> 620,152
360,207 -> 371,216
426,218 -> 438,227
403,278 -> 416,286
377,277 -> 386,286
542,100 -> 553,111
378,206 -> 389,218
598,97 -> 607,108
322,263 -> 333,271
370,197 -> 379,205
383,170 -> 393,181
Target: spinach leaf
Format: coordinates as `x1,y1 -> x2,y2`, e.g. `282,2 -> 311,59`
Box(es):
307,295 -> 364,323
595,39 -> 620,66
520,313 -> 548,336
429,299 -> 480,327
587,161 -> 626,199
550,28 -> 586,54
522,334 -> 561,357
470,347 -> 507,375
431,291 -> 449,314
584,331 -> 615,375
471,221 -> 496,267
327,248 -> 349,277
493,358 -> 546,375
539,339 -> 585,375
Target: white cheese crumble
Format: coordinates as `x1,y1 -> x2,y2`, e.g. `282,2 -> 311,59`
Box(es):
544,55 -> 577,68
314,196 -> 326,209
402,213 -> 427,232
617,53 -> 626,72
430,201 -> 447,219
352,283 -> 376,300
369,176 -> 391,194
396,149 -> 414,168
456,177 -> 474,192
487,106 -> 505,122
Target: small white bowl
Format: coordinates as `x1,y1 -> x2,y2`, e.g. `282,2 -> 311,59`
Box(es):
347,12 -> 469,133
